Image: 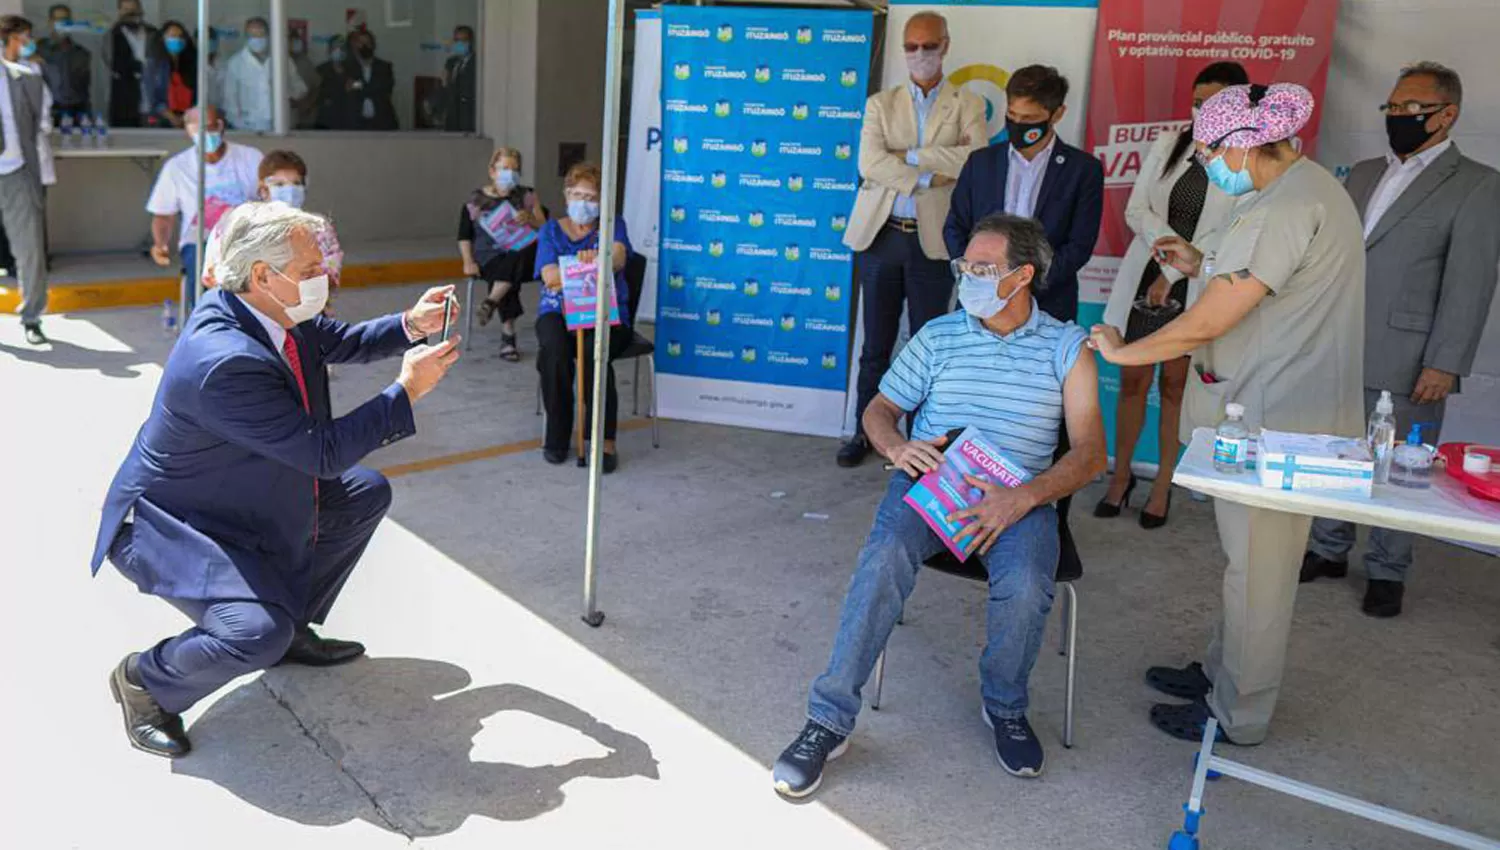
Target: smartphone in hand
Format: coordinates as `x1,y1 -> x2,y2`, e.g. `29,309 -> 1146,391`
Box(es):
440,293 -> 458,343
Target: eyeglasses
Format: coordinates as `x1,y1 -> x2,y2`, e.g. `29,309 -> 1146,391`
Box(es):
1378,100 -> 1450,116
564,190 -> 599,202
903,41 -> 943,53
950,258 -> 1016,283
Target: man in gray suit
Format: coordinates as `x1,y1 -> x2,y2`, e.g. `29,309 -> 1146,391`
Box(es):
1,15 -> 54,346
1303,62 -> 1500,618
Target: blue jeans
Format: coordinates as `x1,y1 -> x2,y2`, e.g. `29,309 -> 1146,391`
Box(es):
808,472 -> 1058,736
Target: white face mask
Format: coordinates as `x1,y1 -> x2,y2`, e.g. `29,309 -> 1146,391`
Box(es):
905,48 -> 942,83
269,267 -> 330,324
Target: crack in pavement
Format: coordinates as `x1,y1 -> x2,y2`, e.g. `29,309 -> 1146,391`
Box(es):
258,675 -> 415,843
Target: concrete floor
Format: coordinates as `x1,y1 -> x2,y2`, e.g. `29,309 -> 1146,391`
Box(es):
3,283 -> 1498,850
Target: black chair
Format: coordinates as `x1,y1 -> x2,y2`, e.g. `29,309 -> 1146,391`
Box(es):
534,251 -> 659,449
869,544 -> 1081,748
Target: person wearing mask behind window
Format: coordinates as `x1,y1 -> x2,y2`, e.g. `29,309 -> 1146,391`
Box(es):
105,0 -> 157,128
145,21 -> 196,129
1094,61 -> 1248,529
314,35 -> 353,130
344,29 -> 396,131
289,29 -> 319,129
460,147 -> 546,362
443,26 -> 476,133
36,4 -> 92,125
223,17 -> 306,132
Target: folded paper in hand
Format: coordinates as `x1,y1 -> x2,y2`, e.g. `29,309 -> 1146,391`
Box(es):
560,254 -> 621,331
904,426 -> 1032,559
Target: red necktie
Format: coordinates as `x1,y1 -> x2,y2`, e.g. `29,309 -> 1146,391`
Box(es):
282,333 -> 320,540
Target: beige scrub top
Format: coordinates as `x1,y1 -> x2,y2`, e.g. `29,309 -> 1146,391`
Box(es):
1182,157 -> 1367,443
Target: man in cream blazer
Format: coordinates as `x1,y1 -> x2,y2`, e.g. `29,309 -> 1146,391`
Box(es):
837,11 -> 986,467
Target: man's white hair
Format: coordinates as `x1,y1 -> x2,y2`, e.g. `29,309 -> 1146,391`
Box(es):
216,201 -> 327,293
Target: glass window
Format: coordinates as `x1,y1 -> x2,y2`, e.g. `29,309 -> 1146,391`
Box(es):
285,0 -> 480,132
21,0 -> 479,134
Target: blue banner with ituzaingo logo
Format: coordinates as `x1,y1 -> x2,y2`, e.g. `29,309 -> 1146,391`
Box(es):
655,5 -> 872,438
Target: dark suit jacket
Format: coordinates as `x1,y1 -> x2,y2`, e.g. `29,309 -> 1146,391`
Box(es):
345,56 -> 398,130
944,138 -> 1105,323
105,23 -> 157,127
443,55 -> 476,133
91,288 -> 417,613
313,60 -> 354,129
1344,143 -> 1500,394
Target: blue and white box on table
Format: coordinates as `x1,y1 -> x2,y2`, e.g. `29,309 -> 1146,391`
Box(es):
1257,430 -> 1375,497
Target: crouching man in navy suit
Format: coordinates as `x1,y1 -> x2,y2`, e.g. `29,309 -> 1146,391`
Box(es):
92,201 -> 461,758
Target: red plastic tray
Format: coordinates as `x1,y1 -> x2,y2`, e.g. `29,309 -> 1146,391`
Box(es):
1437,443 -> 1500,502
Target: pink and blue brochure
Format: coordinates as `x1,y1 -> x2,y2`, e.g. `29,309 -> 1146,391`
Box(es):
903,426 -> 1033,559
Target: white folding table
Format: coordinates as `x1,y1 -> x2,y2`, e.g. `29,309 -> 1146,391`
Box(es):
1167,427 -> 1500,850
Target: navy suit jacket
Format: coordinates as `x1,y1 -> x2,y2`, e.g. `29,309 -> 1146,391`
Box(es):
91,288 -> 417,613
943,138 -> 1105,323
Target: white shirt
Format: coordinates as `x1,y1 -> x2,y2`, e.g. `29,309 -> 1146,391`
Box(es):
121,26 -> 150,113
222,47 -> 306,132
1362,139 -> 1452,238
146,141 -> 264,247
357,59 -> 376,120
240,293 -> 290,362
1005,136 -> 1056,219
0,60 -> 52,176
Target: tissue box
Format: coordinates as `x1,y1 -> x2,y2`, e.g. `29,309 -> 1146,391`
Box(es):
1257,430 -> 1374,497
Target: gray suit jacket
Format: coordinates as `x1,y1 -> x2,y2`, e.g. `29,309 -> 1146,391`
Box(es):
3,62 -> 47,190
1347,144 -> 1500,395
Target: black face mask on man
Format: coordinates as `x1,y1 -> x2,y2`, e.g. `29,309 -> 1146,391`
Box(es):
1385,111 -> 1443,157
1006,114 -> 1053,150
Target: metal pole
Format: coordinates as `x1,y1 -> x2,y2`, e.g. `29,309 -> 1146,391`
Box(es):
472,0 -> 485,136
271,0 -> 288,135
581,0 -> 627,628
188,0 -> 209,324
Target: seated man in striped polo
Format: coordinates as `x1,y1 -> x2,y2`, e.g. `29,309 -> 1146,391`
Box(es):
773,213 -> 1107,798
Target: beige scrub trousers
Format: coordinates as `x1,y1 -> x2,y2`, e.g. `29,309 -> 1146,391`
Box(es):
1180,157 -> 1367,744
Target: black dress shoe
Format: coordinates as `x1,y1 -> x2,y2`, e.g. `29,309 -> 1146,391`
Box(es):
1093,475 -> 1137,518
603,452 -> 619,475
836,435 -> 871,468
109,653 -> 191,759
23,323 -> 47,346
1299,551 -> 1348,584
543,447 -> 568,465
277,627 -> 365,667
1363,580 -> 1405,618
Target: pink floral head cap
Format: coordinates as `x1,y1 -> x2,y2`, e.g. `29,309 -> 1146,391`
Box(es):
1193,82 -> 1315,148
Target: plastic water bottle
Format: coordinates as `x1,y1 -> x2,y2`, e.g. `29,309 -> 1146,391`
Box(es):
78,113 -> 94,147
1367,390 -> 1397,485
93,112 -> 109,149
1213,402 -> 1250,475
59,113 -> 75,148
162,299 -> 178,335
1389,424 -> 1434,489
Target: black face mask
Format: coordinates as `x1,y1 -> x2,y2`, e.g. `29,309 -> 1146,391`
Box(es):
356,45 -> 374,59
1385,112 -> 1442,157
1006,115 -> 1053,150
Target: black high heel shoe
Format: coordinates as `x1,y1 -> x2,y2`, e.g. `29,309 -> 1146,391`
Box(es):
1093,475 -> 1138,518
1140,489 -> 1173,530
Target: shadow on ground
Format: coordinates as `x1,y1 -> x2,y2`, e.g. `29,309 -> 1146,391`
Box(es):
0,338 -> 149,378
174,657 -> 658,838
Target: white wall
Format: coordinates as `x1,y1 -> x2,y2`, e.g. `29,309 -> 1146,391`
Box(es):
481,0 -> 537,179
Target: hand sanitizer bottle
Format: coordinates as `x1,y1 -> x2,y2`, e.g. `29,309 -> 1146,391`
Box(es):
1389,424 -> 1434,489
1368,390 -> 1397,485
1213,402 -> 1250,475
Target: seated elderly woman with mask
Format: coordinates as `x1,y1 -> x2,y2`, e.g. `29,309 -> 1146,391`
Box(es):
1089,83 -> 1366,747
533,161 -> 633,473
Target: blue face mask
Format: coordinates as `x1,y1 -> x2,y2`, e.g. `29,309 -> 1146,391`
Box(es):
568,199 -> 600,225
19,40 -> 37,59
1205,148 -> 1255,196
194,131 -> 224,154
958,270 -> 1018,319
453,40 -> 471,57
164,36 -> 186,55
267,183 -> 306,209
247,36 -> 268,54
494,168 -> 518,190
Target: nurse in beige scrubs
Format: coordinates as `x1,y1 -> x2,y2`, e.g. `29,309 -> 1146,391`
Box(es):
1089,83 -> 1366,746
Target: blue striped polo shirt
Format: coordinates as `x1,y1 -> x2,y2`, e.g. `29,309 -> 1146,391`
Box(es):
879,302 -> 1089,475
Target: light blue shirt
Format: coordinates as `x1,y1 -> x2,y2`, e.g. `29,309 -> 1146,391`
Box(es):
892,79 -> 942,220
879,302 -> 1088,475
1005,136 -> 1055,219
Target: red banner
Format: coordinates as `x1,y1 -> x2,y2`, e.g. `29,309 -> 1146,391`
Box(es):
1083,0 -> 1340,258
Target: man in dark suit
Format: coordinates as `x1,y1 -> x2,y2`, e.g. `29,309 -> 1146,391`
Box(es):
944,64 -> 1104,579
103,0 -> 156,128
1302,61 -> 1500,617
345,28 -> 397,131
93,202 -> 461,758
443,25 -> 477,133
